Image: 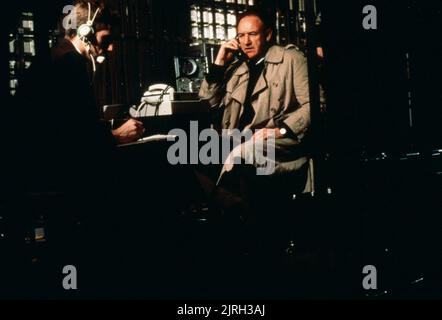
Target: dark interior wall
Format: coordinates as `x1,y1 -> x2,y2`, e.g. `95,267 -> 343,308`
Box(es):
319,0 -> 441,155
407,0 -> 442,150
100,0 -> 191,106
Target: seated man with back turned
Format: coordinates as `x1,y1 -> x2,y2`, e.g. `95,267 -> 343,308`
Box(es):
198,9 -> 312,221
19,0 -> 144,193
12,0 -> 145,295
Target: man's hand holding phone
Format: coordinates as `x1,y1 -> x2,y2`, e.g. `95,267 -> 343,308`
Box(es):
214,38 -> 246,66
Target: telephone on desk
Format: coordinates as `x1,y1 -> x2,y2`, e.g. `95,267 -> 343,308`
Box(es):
131,84 -> 175,117
142,84 -> 175,105
130,83 -> 206,118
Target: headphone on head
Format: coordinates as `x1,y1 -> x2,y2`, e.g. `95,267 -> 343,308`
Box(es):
77,2 -> 100,42
76,2 -> 105,72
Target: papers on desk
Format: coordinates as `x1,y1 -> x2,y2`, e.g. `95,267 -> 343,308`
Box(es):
138,134 -> 177,142
117,134 -> 177,147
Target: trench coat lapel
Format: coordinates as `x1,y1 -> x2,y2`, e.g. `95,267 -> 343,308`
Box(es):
249,47 -> 285,113
251,70 -> 268,102
230,62 -> 249,105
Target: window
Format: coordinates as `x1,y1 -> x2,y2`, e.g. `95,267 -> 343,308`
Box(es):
23,39 -> 36,56
9,12 -> 36,96
189,0 -> 256,45
22,20 -> 34,31
9,39 -> 15,53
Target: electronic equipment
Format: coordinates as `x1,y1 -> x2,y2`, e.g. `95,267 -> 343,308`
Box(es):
174,57 -> 207,93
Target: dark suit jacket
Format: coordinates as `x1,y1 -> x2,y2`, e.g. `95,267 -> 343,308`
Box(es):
17,38 -> 115,193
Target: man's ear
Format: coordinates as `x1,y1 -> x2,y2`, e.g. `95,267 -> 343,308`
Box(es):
265,28 -> 273,42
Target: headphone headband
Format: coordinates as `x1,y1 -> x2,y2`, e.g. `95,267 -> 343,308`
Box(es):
77,2 -> 100,40
76,2 -> 103,73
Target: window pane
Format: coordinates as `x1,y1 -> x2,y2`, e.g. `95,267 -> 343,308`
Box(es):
203,24 -> 214,40
227,10 -> 236,26
215,9 -> 225,25
9,39 -> 15,53
215,24 -> 225,40
202,8 -> 213,24
190,6 -> 201,23
227,26 -> 236,39
191,23 -> 201,40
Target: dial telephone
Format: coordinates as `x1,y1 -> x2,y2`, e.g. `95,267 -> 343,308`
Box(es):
141,84 -> 175,105
130,84 -> 175,117
149,83 -> 173,92
129,82 -> 206,118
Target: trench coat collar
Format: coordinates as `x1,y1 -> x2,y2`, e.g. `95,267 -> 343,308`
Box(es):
230,45 -> 284,75
264,45 -> 285,64
229,44 -> 285,76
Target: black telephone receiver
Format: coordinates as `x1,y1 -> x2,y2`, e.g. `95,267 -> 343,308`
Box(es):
234,36 -> 247,61
234,47 -> 247,61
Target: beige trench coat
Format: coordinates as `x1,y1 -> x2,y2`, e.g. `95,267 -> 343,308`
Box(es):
199,44 -> 314,193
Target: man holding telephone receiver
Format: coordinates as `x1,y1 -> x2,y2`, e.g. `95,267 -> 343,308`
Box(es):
199,9 -> 313,215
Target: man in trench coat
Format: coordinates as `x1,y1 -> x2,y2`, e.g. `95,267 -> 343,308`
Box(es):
198,10 -> 314,213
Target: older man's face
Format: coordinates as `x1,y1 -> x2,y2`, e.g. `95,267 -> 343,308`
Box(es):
236,15 -> 271,60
